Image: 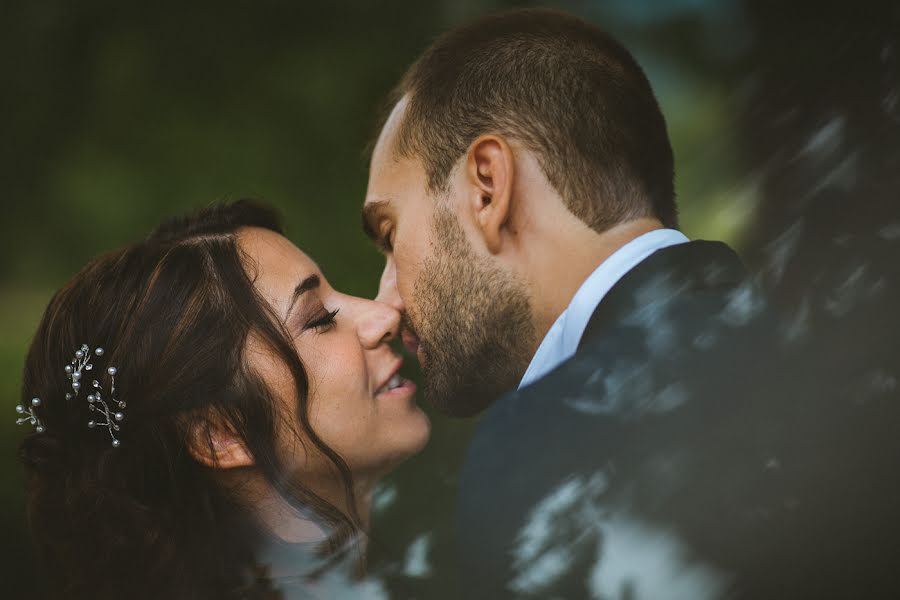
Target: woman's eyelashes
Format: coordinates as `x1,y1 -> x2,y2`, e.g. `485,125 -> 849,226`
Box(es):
303,307 -> 339,333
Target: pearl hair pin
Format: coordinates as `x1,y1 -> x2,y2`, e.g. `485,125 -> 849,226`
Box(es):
15,397 -> 45,433
15,343 -> 125,448
66,344 -> 125,448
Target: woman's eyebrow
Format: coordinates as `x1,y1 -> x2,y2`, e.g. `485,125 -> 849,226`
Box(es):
286,274 -> 320,319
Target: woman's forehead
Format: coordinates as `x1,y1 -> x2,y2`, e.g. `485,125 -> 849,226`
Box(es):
238,227 -> 323,306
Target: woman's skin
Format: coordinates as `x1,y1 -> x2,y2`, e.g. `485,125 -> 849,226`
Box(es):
198,227 -> 431,543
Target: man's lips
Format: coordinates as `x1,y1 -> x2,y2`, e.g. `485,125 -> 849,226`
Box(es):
401,330 -> 420,356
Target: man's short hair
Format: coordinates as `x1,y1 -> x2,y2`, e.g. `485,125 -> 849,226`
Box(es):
392,8 -> 678,231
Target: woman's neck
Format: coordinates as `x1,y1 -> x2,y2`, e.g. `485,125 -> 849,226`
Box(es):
235,470 -> 374,544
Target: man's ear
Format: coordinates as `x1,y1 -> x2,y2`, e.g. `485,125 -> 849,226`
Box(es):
465,135 -> 515,254
187,417 -> 254,470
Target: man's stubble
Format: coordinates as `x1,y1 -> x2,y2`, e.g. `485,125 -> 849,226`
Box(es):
410,204 -> 536,417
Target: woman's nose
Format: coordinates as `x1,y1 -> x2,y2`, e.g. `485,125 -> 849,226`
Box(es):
356,297 -> 401,349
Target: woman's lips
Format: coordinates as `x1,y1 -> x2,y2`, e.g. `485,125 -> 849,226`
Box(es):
375,377 -> 417,401
375,357 -> 404,395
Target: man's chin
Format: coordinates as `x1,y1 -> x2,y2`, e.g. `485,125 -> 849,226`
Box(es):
423,370 -> 509,418
416,337 -> 527,417
429,393 -> 492,419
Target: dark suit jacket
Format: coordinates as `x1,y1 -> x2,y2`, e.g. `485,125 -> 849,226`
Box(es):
457,240 -> 900,598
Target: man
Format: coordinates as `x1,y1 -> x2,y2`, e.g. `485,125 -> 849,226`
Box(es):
363,8 -> 900,598
363,8 -> 690,418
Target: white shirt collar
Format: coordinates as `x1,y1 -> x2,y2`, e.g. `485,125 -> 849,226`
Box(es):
518,229 -> 690,389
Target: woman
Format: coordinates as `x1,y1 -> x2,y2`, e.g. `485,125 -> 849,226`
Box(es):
15,200 -> 430,599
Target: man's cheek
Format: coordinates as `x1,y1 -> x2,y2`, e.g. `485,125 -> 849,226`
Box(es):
397,268 -> 416,306
395,250 -> 420,301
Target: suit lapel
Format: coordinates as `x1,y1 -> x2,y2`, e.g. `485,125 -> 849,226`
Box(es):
578,240 -> 746,350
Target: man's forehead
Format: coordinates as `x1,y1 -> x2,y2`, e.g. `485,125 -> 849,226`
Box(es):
365,95 -> 431,216
381,97 -> 408,144
365,155 -> 427,210
370,96 -> 408,168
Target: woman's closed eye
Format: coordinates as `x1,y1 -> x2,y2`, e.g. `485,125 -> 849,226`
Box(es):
304,308 -> 339,333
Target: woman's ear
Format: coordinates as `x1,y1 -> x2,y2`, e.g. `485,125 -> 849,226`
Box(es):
465,135 -> 515,254
187,417 -> 254,470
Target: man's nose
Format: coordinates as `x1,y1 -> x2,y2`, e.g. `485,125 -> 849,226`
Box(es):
375,258 -> 404,312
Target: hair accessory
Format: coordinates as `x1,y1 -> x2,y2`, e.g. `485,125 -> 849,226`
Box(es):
15,397 -> 45,433
65,344 -> 125,448
15,344 -> 125,447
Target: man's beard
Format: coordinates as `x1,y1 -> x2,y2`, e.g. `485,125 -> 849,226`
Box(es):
410,205 -> 536,417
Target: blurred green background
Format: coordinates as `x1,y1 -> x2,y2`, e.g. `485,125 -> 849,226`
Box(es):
3,0 -> 896,597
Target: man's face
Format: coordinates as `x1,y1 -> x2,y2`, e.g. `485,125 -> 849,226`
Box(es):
363,100 -> 534,417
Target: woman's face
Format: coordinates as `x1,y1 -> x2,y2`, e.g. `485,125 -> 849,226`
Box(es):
239,227 -> 430,484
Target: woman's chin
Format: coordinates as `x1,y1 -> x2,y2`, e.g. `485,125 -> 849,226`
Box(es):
394,407 -> 432,460
377,410 -> 432,475
375,380 -> 432,455
408,407 -> 432,454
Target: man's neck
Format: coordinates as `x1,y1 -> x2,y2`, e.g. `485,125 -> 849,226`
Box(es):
525,217 -> 665,352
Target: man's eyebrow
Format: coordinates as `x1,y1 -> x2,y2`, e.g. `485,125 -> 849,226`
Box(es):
361,200 -> 390,242
286,274 -> 320,319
